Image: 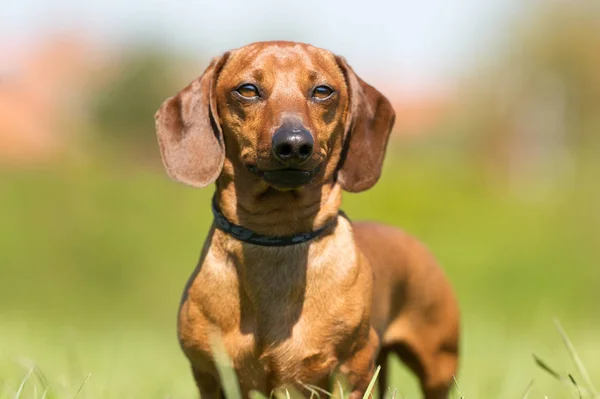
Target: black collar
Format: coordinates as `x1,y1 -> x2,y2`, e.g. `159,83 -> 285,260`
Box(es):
211,197 -> 339,247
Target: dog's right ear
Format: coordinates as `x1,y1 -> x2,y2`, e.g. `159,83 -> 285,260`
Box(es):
155,53 -> 230,187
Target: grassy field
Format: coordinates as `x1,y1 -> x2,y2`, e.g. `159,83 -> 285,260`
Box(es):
1,149 -> 598,398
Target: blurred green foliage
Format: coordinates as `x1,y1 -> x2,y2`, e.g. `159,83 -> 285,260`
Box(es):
91,49 -> 192,152
453,2 -> 600,189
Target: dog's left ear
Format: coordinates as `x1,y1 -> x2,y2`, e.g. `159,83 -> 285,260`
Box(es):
154,53 -> 230,188
335,56 -> 396,193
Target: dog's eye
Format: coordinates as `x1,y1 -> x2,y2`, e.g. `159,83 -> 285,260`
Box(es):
312,85 -> 334,100
236,84 -> 260,98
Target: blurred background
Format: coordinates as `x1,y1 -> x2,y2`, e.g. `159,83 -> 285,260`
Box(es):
1,1 -> 599,397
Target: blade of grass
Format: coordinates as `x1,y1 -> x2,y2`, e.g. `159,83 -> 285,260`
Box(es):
14,368 -> 34,399
72,373 -> 91,398
533,352 -> 592,397
304,383 -> 331,397
520,380 -> 534,399
532,353 -> 563,380
209,333 -> 242,399
337,381 -> 344,399
298,384 -> 319,399
554,319 -> 599,397
362,365 -> 381,399
14,369 -> 33,399
453,375 -> 465,399
32,365 -> 55,399
569,374 -> 582,399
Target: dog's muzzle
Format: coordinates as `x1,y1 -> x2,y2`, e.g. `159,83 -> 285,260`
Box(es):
247,165 -> 317,190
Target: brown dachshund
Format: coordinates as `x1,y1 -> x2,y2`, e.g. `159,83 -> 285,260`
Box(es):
155,41 -> 459,399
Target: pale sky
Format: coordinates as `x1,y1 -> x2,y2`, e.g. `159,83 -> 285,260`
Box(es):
3,0 -> 527,94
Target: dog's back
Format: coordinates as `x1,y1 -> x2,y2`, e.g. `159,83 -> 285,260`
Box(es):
353,222 -> 460,397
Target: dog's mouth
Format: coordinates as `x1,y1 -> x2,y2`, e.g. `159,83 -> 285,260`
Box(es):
247,165 -> 317,190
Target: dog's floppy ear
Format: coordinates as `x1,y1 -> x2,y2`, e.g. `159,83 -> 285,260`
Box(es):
155,53 -> 230,187
335,56 -> 396,192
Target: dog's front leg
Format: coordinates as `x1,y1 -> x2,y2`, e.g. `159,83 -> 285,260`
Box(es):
338,327 -> 379,399
191,368 -> 225,399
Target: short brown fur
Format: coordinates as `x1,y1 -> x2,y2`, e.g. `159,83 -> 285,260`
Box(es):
155,41 -> 460,399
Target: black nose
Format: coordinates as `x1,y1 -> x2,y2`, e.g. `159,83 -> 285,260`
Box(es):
271,126 -> 314,165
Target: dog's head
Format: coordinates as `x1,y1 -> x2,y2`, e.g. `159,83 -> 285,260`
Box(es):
155,41 -> 395,193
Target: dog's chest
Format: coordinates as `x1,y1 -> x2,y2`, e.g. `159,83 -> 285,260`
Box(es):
181,224 -> 368,387
233,248 -> 363,384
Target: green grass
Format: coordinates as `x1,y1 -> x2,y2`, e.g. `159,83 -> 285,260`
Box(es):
0,150 -> 598,398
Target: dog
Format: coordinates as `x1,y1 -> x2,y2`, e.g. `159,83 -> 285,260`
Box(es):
155,41 -> 460,399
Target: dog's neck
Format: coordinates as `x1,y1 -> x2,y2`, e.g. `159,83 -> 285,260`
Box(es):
213,181 -> 342,238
